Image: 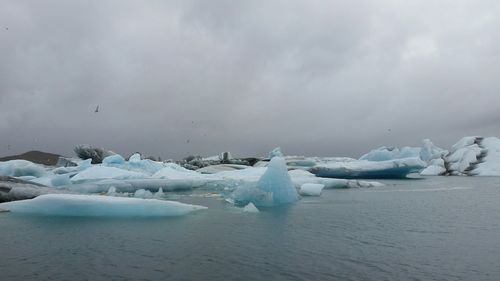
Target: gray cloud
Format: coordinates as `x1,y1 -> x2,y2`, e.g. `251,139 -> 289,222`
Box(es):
1,0 -> 500,159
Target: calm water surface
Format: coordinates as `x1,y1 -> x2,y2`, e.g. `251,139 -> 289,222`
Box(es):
1,176 -> 500,281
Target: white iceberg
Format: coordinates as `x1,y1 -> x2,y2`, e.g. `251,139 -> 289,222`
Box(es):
0,160 -> 48,178
359,146 -> 420,162
420,136 -> 500,176
299,183 -> 324,196
0,194 -> 207,217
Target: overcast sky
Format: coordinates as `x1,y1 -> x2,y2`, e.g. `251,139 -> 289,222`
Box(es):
1,0 -> 499,159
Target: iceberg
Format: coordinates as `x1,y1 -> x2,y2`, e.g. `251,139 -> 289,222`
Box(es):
309,158 -> 426,179
103,154 -> 166,175
359,146 -> 420,162
299,183 -> 324,196
0,194 -> 207,217
0,160 -> 47,178
423,136 -> 500,176
231,157 -> 298,207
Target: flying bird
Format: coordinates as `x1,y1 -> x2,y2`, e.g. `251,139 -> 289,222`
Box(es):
186,139 -> 190,144
94,105 -> 99,113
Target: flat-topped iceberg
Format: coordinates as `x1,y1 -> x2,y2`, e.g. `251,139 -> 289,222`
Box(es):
0,194 -> 207,217
309,158 -> 426,179
359,146 -> 421,162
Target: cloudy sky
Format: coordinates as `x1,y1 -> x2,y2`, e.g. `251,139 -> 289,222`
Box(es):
1,0 -> 499,159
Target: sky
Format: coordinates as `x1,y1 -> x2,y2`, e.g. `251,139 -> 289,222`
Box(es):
1,0 -> 500,160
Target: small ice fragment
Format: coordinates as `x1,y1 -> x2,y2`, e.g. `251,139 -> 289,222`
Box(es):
243,202 -> 259,213
299,183 -> 325,196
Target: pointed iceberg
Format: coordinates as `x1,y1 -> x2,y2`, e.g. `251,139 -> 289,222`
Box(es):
231,157 -> 298,207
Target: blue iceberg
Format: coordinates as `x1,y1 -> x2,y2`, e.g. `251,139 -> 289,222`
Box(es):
231,157 -> 298,207
0,194 -> 207,217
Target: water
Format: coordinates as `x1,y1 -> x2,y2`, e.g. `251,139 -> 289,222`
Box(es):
1,176 -> 500,281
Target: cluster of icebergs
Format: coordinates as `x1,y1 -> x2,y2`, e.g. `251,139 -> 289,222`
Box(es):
1,136 -> 500,217
0,152 -> 381,216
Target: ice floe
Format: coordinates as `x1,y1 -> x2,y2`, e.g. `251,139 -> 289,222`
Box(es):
0,194 -> 207,217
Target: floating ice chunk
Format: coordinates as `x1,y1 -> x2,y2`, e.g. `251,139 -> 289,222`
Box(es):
309,158 -> 426,179
269,147 -> 284,159
71,166 -> 148,183
243,202 -> 259,213
0,194 -> 207,217
255,157 -> 298,206
257,157 -> 298,204
134,189 -> 153,199
360,146 -> 421,161
0,160 -> 47,178
102,154 -> 126,165
299,183 -> 324,196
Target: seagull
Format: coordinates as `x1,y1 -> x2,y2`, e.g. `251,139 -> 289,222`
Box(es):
5,27 -> 8,30
186,139 -> 190,144
387,128 -> 391,132
94,105 -> 99,113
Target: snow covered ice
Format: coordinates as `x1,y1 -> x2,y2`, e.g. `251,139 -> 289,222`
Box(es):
420,136 -> 500,176
0,194 -> 207,217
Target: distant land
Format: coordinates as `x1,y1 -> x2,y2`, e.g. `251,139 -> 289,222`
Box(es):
0,150 -> 61,166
